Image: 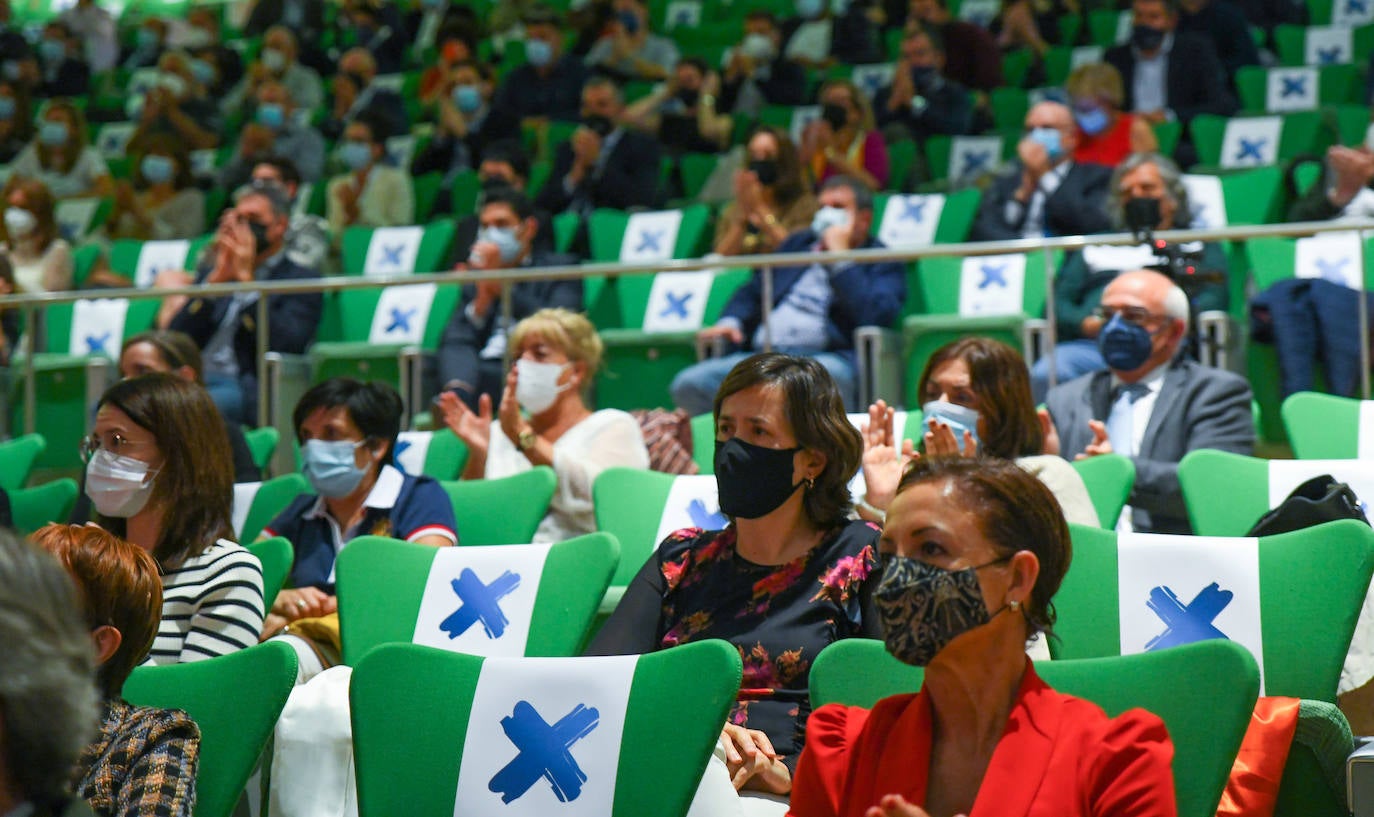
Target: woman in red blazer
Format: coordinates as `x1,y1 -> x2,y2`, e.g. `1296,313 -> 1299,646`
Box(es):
788,457 -> 1177,817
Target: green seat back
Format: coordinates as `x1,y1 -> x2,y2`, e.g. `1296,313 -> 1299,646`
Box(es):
9,478 -> 78,534
1178,449 -> 1273,536
44,298 -> 161,356
585,204 -> 714,265
592,467 -> 678,588
340,223 -> 458,276
107,236 -> 211,283
922,133 -> 1012,185
1190,112 -> 1323,168
1282,391 -> 1363,458
309,284 -> 461,385
1069,453 -> 1135,528
242,426 -> 278,473
0,433 -> 46,490
448,169 -> 482,218
242,472 -> 311,544
872,188 -> 982,246
414,429 -> 470,480
1053,519 -> 1374,702
412,171 -> 444,221
245,535 -> 292,612
441,467 -> 558,545
335,533 -> 618,664
349,639 -> 740,817
1234,64 -> 1363,112
809,638 -> 1259,817
989,86 -> 1029,134
123,642 -> 298,817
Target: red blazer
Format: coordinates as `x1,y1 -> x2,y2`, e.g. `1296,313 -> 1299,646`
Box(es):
788,664 -> 1177,817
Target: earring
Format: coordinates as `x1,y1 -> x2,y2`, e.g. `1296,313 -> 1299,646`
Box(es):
805,476 -> 815,490
1009,600 -> 1021,612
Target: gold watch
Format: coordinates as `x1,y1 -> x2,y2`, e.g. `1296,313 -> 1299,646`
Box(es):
517,429 -> 538,451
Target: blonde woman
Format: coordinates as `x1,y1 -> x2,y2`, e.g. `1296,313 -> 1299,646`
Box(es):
1068,62 -> 1158,168
800,79 -> 889,191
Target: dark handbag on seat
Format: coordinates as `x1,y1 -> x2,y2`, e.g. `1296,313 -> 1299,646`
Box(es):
1246,474 -> 1370,537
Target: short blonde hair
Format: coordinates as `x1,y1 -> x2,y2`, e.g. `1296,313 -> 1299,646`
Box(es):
1066,63 -> 1125,110
819,79 -> 877,132
509,308 -> 604,374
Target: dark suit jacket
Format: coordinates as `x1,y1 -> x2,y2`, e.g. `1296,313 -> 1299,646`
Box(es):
1105,31 -> 1239,122
534,128 -> 661,214
720,230 -> 906,353
322,87 -> 410,142
0,487 -> 10,529
970,161 -> 1114,242
719,56 -> 809,112
1045,358 -> 1255,534
491,55 -> 589,123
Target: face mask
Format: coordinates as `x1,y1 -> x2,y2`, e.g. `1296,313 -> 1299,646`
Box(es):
340,140 -> 373,171
748,158 -> 779,185
85,448 -> 159,518
910,65 -> 938,91
423,0 -> 446,9
797,0 -> 825,18
921,400 -> 981,454
246,220 -> 271,255
741,33 -> 775,62
452,83 -> 482,113
38,120 -> 67,146
875,553 -> 1008,666
0,96 -> 14,120
159,71 -> 188,98
4,207 -> 35,237
301,438 -> 369,498
260,46 -> 287,73
810,204 -> 849,236
617,9 -> 640,33
477,225 -> 523,264
39,38 -> 65,62
1131,23 -> 1166,52
1097,312 -> 1157,372
1,61 -> 20,81
821,101 -> 848,131
189,57 -> 215,86
1027,126 -> 1063,161
676,87 -> 699,108
1074,105 -> 1109,136
256,101 -> 285,130
714,437 -> 804,519
182,27 -> 214,49
140,154 -> 174,185
136,27 -> 159,48
582,114 -> 614,137
525,38 -> 554,67
515,358 -> 571,415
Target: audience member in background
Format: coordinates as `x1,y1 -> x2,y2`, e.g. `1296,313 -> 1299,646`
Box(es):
534,78 -> 661,217
326,112 -> 414,240
442,140 -> 555,261
411,7 -> 479,66
10,100 -> 113,200
165,183 -> 323,426
1177,0 -> 1259,80
417,27 -> 477,105
222,26 -> 325,120
321,48 -> 409,142
489,5 -> 589,124
781,0 -> 886,68
262,378 -> 457,671
714,125 -> 819,256
905,0 -> 1003,93
60,0 -> 117,72
584,0 -> 680,82
0,80 -> 33,163
250,156 -> 331,271
182,6 -> 244,98
87,374 -> 266,662
435,187 -> 581,411
0,254 -> 18,366
438,308 -> 650,542
622,57 -> 733,156
0,528 -> 99,817
1045,270 -> 1254,534
221,81 -> 326,191
1288,129 -> 1374,221
243,0 -> 329,69
1,177 -> 72,295
719,10 -> 808,117
592,353 -> 880,814
989,0 -> 1073,70
0,0 -> 31,67
122,16 -> 170,70
337,0 -> 409,75
876,27 -> 975,149
801,79 -> 889,191
1068,62 -> 1158,168
35,524 -> 201,817
787,457 -> 1176,817
127,51 -> 222,154
674,175 -> 905,414
35,20 -> 91,97
1036,152 -> 1227,398
971,101 -> 1112,241
105,135 -> 205,242
0,483 -> 10,528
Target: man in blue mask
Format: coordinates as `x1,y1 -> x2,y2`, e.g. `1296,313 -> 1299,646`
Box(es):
583,0 -> 679,83
489,6 -> 588,124
1043,269 -> 1254,535
220,80 -> 326,190
970,101 -> 1113,241
875,28 -> 974,146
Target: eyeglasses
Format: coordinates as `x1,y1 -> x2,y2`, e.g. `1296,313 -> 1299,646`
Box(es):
1093,305 -> 1167,326
79,433 -> 156,463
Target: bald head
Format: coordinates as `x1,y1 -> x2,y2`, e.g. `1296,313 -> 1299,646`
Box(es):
1101,269 -> 1189,379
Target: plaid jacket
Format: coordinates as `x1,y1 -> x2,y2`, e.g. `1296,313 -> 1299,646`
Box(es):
73,699 -> 200,817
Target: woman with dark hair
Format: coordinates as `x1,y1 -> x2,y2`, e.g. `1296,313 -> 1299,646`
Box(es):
0,253 -> 18,367
9,98 -> 113,200
714,125 -> 818,257
86,373 -> 264,664
106,134 -> 206,241
788,457 -> 1175,817
590,352 -> 881,814
0,80 -> 34,163
1,176 -> 72,295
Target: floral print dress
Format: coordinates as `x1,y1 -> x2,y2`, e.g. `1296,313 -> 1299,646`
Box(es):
588,519 -> 881,766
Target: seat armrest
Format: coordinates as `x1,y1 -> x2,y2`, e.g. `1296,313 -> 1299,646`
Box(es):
854,326 -> 903,409
1022,318 -> 1049,368
1196,310 -> 1235,372
399,345 -> 427,431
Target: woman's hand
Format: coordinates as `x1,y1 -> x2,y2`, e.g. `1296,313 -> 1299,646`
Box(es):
721,724 -> 791,794
437,390 -> 492,455
271,587 -> 336,621
498,367 -> 528,447
861,399 -> 916,514
923,418 -> 976,459
864,794 -> 952,817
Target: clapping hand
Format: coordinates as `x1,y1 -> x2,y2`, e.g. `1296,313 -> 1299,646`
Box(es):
861,399 -> 917,514
437,390 -> 493,456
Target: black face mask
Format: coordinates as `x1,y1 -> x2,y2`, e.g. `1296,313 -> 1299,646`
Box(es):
748,158 -> 780,186
676,87 -> 699,108
910,65 -> 939,92
714,437 -> 803,520
246,220 -> 271,256
821,102 -> 848,131
582,114 -> 614,137
1130,23 -> 1166,51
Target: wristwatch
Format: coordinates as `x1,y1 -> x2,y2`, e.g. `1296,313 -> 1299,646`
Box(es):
517,429 -> 538,452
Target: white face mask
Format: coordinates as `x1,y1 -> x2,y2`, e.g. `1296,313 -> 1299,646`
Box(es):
515,358 -> 572,415
261,47 -> 287,73
4,207 -> 35,237
85,448 -> 158,518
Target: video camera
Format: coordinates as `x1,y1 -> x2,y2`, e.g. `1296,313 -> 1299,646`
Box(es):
1122,197 -> 1225,297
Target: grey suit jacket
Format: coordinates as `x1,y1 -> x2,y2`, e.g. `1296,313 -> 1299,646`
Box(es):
1045,358 -> 1255,534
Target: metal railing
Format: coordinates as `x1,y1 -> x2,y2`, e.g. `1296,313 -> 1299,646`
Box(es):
5,217 -> 1372,438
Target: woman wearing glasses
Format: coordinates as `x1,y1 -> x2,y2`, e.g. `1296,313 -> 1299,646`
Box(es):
84,372 -> 265,663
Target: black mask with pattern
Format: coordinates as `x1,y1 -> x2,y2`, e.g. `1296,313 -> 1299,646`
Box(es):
874,553 -> 1009,666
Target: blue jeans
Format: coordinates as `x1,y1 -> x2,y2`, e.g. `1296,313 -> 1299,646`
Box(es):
670,350 -> 857,416
205,373 -> 248,427
1030,339 -> 1108,404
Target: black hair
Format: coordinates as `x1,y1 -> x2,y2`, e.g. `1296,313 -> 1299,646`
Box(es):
481,139 -> 531,182
292,378 -> 403,464
480,184 -> 535,221
256,154 -> 302,188
677,56 -> 709,75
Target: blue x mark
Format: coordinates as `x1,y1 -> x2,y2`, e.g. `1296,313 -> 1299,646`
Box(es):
899,198 -> 926,223
674,8 -> 694,24
393,439 -> 412,474
85,332 -> 112,354
1280,75 -> 1308,97
379,243 -> 406,268
635,229 -> 664,254
1192,202 -> 1209,226
1317,46 -> 1344,64
979,263 -> 1007,289
1349,0 -> 1367,13
385,306 -> 417,334
660,290 -> 692,319
858,71 -> 885,95
489,701 -> 599,804
687,498 -> 728,529
1315,256 -> 1351,283
1235,137 -> 1267,162
960,150 -> 991,176
439,568 -> 522,639
1144,582 -> 1232,651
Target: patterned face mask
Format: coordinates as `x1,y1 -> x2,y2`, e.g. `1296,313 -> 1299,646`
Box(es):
874,553 -> 1009,666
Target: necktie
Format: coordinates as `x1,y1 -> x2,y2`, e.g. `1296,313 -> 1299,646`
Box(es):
1105,382 -> 1149,457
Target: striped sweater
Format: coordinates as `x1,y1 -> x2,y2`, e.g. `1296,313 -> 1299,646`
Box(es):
147,540 -> 264,665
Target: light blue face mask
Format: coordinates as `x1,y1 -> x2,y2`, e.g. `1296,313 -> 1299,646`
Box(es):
1027,126 -> 1063,161
339,140 -> 373,171
810,205 -> 849,236
921,400 -> 982,454
524,38 -> 553,68
477,225 -> 523,264
452,83 -> 482,113
141,154 -> 174,185
0,96 -> 15,120
189,57 -> 216,86
256,101 -> 285,130
796,0 -> 825,18
39,38 -> 65,63
1073,105 -> 1109,136
38,120 -> 68,146
301,438 -> 369,498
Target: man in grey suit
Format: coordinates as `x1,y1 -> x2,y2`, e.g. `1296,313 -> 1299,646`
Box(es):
1043,269 -> 1254,534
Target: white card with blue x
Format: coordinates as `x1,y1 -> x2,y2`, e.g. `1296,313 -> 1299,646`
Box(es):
368,283 -> 435,345
948,135 -> 1003,183
1305,26 -> 1353,65
454,655 -> 637,816
958,253 -> 1024,316
413,544 -> 551,657
1266,67 -> 1319,112
1220,117 -> 1282,169
1295,230 -> 1363,289
1334,0 -> 1374,26
134,240 -> 189,289
619,210 -> 683,262
69,299 -> 129,357
363,226 -> 424,277
655,474 -> 726,545
1181,175 -> 1228,229
393,430 -> 433,476
643,270 -> 714,332
878,194 -> 944,248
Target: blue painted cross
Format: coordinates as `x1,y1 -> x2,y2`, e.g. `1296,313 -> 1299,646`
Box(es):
392,439 -> 412,474
960,150 -> 992,176
1315,256 -> 1352,284
1191,202 -> 1210,227
1317,46 -> 1344,64
899,198 -> 926,223
385,306 -> 417,334
489,701 -> 599,804
635,229 -> 664,255
85,332 -> 112,354
978,263 -> 1007,289
674,7 -> 695,25
660,291 -> 692,319
1280,75 -> 1308,97
1144,582 -> 1232,651
857,70 -> 886,96
439,568 -> 522,639
1235,137 -> 1268,162
687,498 -> 728,529
380,243 -> 406,268
1348,0 -> 1368,14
